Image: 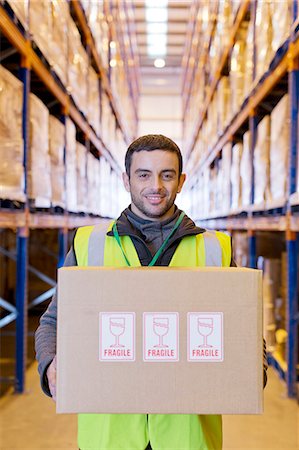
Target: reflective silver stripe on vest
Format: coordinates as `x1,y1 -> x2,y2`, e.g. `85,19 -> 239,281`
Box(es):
88,220 -> 111,266
203,230 -> 222,266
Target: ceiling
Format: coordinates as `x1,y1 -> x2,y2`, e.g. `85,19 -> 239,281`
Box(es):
132,1 -> 192,95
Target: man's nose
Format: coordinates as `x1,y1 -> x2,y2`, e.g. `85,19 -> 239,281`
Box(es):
151,175 -> 163,190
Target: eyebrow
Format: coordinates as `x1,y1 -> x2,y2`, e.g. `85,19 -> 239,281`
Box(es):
135,169 -> 177,174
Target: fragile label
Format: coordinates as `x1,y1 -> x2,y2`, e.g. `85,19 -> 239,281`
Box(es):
143,312 -> 179,362
187,312 -> 223,362
99,312 -> 135,361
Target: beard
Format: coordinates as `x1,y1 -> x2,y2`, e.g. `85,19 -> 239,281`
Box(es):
130,190 -> 176,219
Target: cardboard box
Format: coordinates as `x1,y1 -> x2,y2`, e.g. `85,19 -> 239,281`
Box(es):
57,267 -> 263,414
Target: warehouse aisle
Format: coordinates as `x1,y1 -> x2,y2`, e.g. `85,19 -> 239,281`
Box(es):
0,364 -> 298,450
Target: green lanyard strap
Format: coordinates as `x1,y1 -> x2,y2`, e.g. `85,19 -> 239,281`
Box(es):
112,211 -> 185,267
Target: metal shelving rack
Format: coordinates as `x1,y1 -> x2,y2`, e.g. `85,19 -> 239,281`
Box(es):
0,1 -> 138,393
184,1 -> 299,398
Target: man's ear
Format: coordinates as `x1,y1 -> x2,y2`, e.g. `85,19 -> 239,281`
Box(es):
122,172 -> 131,192
177,173 -> 186,193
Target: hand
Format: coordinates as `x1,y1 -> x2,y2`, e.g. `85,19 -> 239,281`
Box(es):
47,355 -> 57,401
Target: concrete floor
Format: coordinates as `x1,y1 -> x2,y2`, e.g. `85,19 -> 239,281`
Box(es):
0,364 -> 298,450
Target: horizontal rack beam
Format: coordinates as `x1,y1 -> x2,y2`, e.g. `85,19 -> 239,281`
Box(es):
0,212 -> 109,229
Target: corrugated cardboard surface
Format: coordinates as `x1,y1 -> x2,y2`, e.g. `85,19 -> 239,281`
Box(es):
57,267 -> 263,414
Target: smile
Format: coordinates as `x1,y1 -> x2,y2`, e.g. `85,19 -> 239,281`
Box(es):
145,195 -> 165,204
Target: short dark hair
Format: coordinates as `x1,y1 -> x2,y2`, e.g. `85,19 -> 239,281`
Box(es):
125,134 -> 183,177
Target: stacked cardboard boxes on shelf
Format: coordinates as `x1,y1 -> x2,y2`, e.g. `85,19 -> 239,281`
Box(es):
29,93 -> 52,208
49,116 -> 65,209
76,142 -> 88,213
240,131 -> 252,208
269,95 -> 289,206
253,115 -> 271,208
0,66 -> 25,203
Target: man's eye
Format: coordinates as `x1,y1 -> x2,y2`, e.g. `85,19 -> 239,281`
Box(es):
163,173 -> 174,180
139,173 -> 149,178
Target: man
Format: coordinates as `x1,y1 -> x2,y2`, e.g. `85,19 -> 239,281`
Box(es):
36,134 -> 267,450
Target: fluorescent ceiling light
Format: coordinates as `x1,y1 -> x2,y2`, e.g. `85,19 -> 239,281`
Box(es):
146,8 -> 168,23
154,58 -> 166,68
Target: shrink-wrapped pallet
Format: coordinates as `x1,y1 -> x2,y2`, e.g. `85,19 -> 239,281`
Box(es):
232,232 -> 248,267
230,40 -> 246,116
273,252 -> 287,331
240,131 -> 252,207
202,169 -> 210,219
217,76 -> 230,134
49,116 -> 65,208
87,152 -> 97,215
0,66 -> 25,202
101,92 -> 111,145
270,0 -> 292,54
263,258 -> 281,349
29,94 -> 51,207
254,115 -> 271,206
208,166 -> 217,215
29,0 -> 52,59
269,95 -> 289,206
99,157 -> 110,217
255,0 -> 273,83
243,17 -> 254,99
76,142 -> 87,213
221,142 -> 232,214
230,143 -> 242,211
209,0 -> 232,75
49,0 -> 69,85
65,119 -> 77,212
7,0 -> 29,29
68,17 -> 88,116
88,67 -> 101,137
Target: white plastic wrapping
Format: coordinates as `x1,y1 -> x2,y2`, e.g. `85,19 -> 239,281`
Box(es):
29,0 -> 52,59
29,93 -> 51,207
68,17 -> 88,116
269,95 -> 289,205
270,0 -> 292,54
87,152 -> 98,215
0,140 -> 25,202
243,16 -> 254,99
0,65 -> 25,201
240,130 -> 252,207
217,76 -> 230,135
7,0 -> 29,29
65,119 -> 77,212
49,0 -> 69,85
254,115 -> 271,206
49,115 -> 65,208
230,143 -> 243,211
76,142 -> 87,213
255,0 -> 273,83
29,0 -> 69,85
220,143 -> 232,214
230,40 -> 246,116
88,67 -> 101,137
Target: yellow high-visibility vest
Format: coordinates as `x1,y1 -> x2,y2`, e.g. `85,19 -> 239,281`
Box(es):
74,222 -> 231,450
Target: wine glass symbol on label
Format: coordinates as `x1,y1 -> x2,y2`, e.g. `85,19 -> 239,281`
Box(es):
198,317 -> 213,348
110,317 -> 125,348
153,317 -> 169,348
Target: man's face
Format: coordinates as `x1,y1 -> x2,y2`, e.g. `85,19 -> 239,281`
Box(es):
122,150 -> 186,221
